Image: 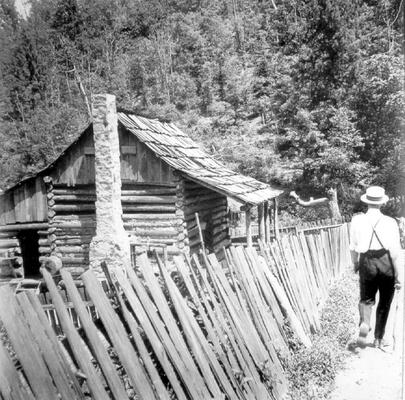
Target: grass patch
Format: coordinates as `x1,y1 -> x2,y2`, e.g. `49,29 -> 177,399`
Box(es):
286,271 -> 359,400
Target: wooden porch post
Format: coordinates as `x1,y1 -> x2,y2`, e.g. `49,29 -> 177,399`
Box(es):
264,200 -> 270,242
245,207 -> 252,247
258,203 -> 265,242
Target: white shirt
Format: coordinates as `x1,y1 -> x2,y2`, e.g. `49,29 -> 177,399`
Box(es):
349,209 -> 401,258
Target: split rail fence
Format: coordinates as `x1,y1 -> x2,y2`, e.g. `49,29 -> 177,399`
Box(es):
0,223 -> 350,400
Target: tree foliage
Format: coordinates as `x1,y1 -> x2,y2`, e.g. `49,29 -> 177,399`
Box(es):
0,0 -> 403,215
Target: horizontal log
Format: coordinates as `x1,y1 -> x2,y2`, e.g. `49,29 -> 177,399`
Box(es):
54,234 -> 93,240
124,221 -> 180,230
0,240 -> 19,249
38,239 -> 50,246
213,231 -> 229,244
55,238 -> 93,246
184,192 -> 224,205
129,237 -> 177,245
60,254 -> 89,261
122,182 -> 176,189
122,205 -> 176,213
0,232 -> 17,239
54,204 -> 96,213
0,222 -> 49,232
39,246 -> 52,254
60,258 -> 87,265
54,214 -> 96,221
185,205 -> 227,222
62,266 -> 87,276
126,228 -> 178,237
53,221 -> 96,229
212,224 -> 229,236
54,195 -> 96,203
122,188 -> 177,196
183,181 -> 204,190
121,195 -> 176,204
213,238 -> 230,250
122,213 -> 177,220
189,237 -> 202,248
53,190 -> 95,197
57,246 -> 89,253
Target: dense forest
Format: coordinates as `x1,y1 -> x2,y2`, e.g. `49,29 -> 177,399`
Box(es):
0,0 -> 404,217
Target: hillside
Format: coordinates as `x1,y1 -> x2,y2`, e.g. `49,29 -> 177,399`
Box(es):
0,0 -> 403,215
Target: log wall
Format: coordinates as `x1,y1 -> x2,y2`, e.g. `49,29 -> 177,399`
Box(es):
46,182 -> 96,278
183,179 -> 230,256
122,182 -> 183,257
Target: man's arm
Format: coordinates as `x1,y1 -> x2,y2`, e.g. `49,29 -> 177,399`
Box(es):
389,219 -> 402,289
351,250 -> 360,273
349,218 -> 359,272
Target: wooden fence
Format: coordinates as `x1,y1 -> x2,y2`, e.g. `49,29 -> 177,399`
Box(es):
230,216 -> 350,242
0,224 -> 350,400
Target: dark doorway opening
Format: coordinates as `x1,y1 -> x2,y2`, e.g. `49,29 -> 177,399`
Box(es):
17,230 -> 41,278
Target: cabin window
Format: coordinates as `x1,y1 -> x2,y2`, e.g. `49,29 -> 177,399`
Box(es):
17,230 -> 41,278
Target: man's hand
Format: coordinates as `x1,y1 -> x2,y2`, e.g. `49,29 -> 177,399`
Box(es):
395,281 -> 401,291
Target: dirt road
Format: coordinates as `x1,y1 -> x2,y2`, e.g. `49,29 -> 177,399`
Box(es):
329,263 -> 404,400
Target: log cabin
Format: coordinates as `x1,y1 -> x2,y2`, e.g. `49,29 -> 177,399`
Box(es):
0,94 -> 282,280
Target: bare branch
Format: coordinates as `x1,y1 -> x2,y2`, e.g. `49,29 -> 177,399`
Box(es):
289,191 -> 329,207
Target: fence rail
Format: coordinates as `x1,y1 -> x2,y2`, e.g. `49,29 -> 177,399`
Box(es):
0,223 -> 350,400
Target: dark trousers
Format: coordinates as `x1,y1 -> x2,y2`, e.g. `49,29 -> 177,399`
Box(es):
359,249 -> 395,340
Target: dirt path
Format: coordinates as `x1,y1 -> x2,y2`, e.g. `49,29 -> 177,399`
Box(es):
329,258 -> 404,400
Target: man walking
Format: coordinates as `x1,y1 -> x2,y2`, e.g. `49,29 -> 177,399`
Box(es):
350,186 -> 402,348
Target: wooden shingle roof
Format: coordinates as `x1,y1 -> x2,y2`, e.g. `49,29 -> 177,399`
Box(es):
118,112 -> 282,205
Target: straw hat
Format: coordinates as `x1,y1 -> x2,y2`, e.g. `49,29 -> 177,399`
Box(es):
360,186 -> 389,205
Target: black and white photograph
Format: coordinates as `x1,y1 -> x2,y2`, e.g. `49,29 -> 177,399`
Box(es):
0,0 -> 404,399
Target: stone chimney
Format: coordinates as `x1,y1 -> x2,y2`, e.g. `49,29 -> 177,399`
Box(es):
89,94 -> 131,276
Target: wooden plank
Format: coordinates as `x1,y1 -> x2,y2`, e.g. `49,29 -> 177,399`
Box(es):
191,254 -> 258,399
82,270 -> 157,400
202,254 -> 271,399
16,293 -> 85,400
160,256 -> 241,400
115,269 -> 189,400
0,339 -> 34,400
41,269 -> 110,400
24,290 -> 86,398
0,285 -> 59,399
118,297 -> 171,400
136,254 -> 210,399
60,269 -> 128,400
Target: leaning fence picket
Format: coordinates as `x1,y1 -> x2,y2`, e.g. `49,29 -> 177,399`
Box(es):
0,222 -> 350,400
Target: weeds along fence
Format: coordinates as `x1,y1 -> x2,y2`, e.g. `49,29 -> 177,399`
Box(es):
0,224 -> 350,400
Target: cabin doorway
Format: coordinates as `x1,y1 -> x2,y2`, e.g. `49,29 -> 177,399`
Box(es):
17,230 -> 41,278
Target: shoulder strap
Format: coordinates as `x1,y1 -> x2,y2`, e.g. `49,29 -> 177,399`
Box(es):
368,218 -> 384,250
